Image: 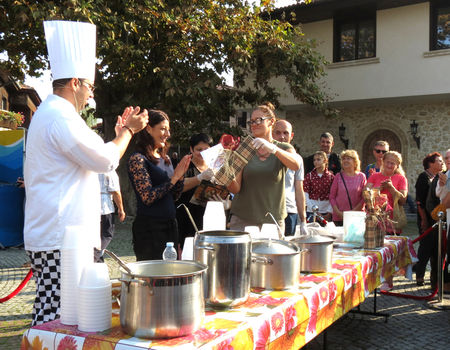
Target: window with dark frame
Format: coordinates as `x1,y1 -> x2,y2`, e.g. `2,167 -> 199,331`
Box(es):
431,1 -> 450,50
237,111 -> 247,128
334,16 -> 376,62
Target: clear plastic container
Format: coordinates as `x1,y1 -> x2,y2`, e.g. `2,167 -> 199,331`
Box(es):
162,242 -> 177,260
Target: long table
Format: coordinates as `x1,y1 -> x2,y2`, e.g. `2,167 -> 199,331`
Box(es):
21,236 -> 417,350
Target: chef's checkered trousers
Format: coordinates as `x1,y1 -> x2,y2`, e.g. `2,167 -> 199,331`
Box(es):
26,250 -> 61,326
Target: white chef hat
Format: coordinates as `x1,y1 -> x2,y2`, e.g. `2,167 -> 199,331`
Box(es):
44,20 -> 97,82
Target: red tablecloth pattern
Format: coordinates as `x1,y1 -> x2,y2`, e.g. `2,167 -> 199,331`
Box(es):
21,236 -> 417,350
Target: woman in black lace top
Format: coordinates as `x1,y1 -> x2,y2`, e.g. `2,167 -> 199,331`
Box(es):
128,110 -> 191,260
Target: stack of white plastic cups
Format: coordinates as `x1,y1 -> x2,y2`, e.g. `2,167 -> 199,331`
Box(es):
203,201 -> 226,231
181,237 -> 194,260
60,226 -> 93,325
78,263 -> 111,332
244,226 -> 260,240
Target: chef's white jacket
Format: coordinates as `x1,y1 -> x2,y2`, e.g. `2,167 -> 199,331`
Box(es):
24,94 -> 119,251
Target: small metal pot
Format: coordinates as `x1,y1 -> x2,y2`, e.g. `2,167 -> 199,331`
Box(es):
251,239 -> 302,290
119,260 -> 207,339
194,230 -> 251,308
291,235 -> 334,272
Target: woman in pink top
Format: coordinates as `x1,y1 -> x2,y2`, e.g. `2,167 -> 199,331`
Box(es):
329,150 -> 367,225
367,151 -> 408,221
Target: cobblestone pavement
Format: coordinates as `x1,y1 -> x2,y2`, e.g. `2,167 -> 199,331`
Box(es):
1,219 -> 449,349
0,220 -> 137,348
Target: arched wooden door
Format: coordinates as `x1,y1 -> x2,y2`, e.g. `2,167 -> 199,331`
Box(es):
362,129 -> 402,169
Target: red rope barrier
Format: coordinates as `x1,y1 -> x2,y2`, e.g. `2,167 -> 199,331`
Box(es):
0,268 -> 33,303
411,225 -> 435,244
381,259 -> 444,300
381,227 -> 447,300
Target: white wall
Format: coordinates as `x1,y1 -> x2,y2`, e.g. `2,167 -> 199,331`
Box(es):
279,2 -> 450,106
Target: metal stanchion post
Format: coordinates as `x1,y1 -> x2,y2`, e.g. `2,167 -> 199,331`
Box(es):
437,212 -> 444,303
430,211 -> 449,310
312,205 -> 319,223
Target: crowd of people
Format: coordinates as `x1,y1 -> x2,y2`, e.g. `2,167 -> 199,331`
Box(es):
22,20 -> 449,327
121,102 -> 448,295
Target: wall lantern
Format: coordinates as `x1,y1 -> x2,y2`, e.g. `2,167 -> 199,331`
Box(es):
338,123 -> 349,149
410,120 -> 421,149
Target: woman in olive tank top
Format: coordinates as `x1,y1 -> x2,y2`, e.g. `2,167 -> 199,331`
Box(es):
228,102 -> 301,232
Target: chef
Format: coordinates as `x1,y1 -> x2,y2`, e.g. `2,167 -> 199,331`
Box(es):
24,20 -> 148,326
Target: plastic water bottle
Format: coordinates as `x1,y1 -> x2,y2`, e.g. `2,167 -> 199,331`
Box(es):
162,242 -> 177,260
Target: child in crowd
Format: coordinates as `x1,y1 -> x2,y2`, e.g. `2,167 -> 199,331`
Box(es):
304,151 -> 334,223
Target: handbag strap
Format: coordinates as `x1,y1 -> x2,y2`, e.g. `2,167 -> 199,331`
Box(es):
340,172 -> 353,210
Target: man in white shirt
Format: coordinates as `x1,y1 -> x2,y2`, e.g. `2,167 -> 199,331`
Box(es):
24,20 -> 148,325
272,120 -> 307,236
95,170 -> 125,262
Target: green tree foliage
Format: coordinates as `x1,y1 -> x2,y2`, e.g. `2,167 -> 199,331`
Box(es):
0,0 -> 331,145
80,106 -> 98,129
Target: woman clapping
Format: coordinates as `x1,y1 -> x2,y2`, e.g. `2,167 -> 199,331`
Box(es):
128,110 -> 191,261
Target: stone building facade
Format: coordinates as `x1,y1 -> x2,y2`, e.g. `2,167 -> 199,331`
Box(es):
286,100 -> 450,195
236,0 -> 450,199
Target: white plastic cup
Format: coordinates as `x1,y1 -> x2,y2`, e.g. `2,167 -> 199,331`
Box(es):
244,226 -> 260,239
260,224 -> 279,239
181,237 -> 194,260
78,317 -> 111,332
78,283 -> 112,332
78,289 -> 111,300
79,263 -> 110,288
61,226 -> 93,250
60,306 -> 77,325
60,228 -> 95,326
203,201 -> 226,230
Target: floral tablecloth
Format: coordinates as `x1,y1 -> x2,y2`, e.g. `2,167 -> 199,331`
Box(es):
21,236 -> 417,350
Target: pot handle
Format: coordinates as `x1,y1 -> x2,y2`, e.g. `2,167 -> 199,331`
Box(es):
119,278 -> 131,293
119,278 -> 154,295
303,248 -> 311,255
251,255 -> 273,265
197,244 -> 215,252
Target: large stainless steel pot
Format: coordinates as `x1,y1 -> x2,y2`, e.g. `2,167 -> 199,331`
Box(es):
291,235 -> 334,272
119,260 -> 207,339
251,239 -> 302,290
194,230 -> 251,308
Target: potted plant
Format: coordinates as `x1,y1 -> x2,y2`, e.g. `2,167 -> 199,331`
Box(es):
0,109 -> 24,129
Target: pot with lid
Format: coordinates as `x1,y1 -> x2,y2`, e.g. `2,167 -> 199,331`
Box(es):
119,260 -> 207,339
251,239 -> 302,290
291,235 -> 334,273
194,230 -> 251,308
